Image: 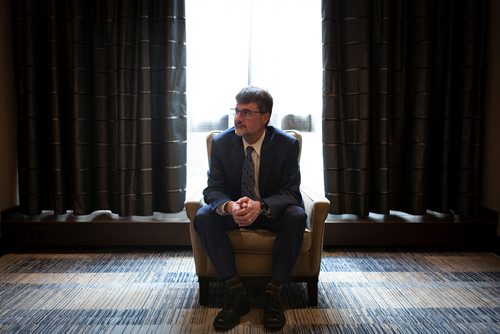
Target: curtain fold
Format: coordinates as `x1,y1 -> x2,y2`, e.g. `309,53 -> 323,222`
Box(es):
322,0 -> 486,216
14,0 -> 187,216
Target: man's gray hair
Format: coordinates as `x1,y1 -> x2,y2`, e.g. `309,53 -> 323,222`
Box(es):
235,86 -> 273,115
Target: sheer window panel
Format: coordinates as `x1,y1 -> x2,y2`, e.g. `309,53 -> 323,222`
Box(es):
186,0 -> 323,196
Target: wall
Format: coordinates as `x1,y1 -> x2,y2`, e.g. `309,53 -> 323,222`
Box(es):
0,0 -> 18,213
482,0 -> 500,220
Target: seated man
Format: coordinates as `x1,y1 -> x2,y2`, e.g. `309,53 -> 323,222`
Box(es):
194,86 -> 306,331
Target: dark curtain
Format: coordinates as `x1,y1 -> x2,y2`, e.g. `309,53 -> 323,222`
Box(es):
322,0 -> 486,217
14,0 -> 187,216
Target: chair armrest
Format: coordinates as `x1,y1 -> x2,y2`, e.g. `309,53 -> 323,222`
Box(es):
301,186 -> 330,232
184,192 -> 209,275
300,186 -> 330,274
185,189 -> 204,221
185,199 -> 202,222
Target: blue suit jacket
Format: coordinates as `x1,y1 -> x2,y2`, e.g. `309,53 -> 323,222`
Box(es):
203,126 -> 303,219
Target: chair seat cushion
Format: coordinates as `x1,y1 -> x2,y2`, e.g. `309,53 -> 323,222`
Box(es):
227,228 -> 311,255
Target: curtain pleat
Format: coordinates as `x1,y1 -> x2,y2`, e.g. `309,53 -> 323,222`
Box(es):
322,0 -> 486,216
14,0 -> 187,216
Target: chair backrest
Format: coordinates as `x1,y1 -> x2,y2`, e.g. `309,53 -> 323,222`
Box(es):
206,130 -> 302,162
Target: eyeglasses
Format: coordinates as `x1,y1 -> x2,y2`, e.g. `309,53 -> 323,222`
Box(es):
231,108 -> 267,119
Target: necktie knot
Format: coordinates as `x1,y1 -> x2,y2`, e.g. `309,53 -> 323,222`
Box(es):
246,146 -> 254,157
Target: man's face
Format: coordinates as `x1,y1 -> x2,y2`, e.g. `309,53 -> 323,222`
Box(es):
234,102 -> 270,143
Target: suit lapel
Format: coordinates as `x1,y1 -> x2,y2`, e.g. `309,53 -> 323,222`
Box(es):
231,135 -> 245,184
258,128 -> 274,196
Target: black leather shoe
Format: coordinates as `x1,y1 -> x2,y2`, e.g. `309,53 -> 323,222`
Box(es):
263,292 -> 286,330
213,291 -> 250,331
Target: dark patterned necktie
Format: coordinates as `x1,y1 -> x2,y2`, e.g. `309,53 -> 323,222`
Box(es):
241,146 -> 255,199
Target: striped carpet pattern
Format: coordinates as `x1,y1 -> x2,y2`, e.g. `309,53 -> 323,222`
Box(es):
0,248 -> 499,333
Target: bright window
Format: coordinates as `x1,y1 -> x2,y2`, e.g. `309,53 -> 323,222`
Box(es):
186,0 -> 323,197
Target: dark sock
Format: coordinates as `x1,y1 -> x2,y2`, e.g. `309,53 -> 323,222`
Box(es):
226,275 -> 245,295
265,278 -> 282,296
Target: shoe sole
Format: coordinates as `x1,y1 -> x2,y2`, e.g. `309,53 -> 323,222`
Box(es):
264,322 -> 286,331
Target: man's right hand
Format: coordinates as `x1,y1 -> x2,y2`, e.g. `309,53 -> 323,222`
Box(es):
232,197 -> 260,227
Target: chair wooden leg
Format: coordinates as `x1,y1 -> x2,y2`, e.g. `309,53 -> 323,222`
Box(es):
198,277 -> 210,306
307,277 -> 318,306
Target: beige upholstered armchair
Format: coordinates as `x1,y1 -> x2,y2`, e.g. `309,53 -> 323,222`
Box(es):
185,130 -> 330,306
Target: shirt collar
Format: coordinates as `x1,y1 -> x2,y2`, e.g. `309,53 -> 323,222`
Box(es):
242,131 -> 266,157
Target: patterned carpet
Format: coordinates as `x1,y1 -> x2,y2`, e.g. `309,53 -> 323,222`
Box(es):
0,247 -> 499,333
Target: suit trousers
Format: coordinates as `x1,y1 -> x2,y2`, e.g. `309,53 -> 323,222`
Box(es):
194,204 -> 307,282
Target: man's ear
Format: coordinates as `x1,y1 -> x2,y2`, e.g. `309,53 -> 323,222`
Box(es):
263,112 -> 271,125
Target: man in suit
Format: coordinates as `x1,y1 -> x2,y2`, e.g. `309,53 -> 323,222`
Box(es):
194,86 -> 306,331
